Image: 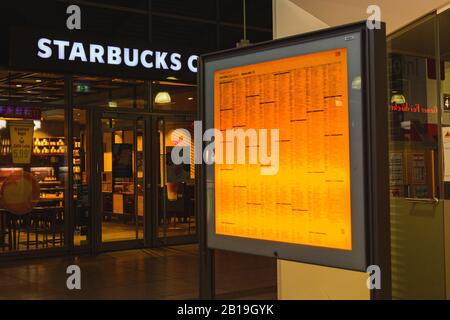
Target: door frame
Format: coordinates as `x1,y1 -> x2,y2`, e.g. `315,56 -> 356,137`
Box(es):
83,110 -> 198,253
92,110 -> 152,253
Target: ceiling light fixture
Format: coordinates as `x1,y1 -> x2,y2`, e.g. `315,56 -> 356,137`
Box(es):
155,92 -> 172,105
108,101 -> 118,108
391,94 -> 406,105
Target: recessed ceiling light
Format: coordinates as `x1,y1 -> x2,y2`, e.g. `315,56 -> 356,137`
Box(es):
166,76 -> 178,81
35,79 -> 42,83
108,101 -> 118,108
188,97 -> 194,101
15,84 -> 22,88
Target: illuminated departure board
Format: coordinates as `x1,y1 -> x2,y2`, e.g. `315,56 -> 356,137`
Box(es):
203,23 -> 389,272
213,48 -> 352,250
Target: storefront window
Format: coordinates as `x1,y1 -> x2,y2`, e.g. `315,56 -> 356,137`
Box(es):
440,9 -> 450,189
0,71 -> 66,253
157,118 -> 196,239
152,81 -> 196,113
388,13 -> 446,300
74,76 -> 147,109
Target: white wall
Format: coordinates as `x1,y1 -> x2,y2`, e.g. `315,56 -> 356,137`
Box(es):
273,0 -> 328,39
273,0 -> 369,300
289,0 -> 450,34
278,261 -> 370,300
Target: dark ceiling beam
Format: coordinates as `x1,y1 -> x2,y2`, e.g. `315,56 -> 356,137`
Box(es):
20,79 -> 64,91
0,72 -> 36,84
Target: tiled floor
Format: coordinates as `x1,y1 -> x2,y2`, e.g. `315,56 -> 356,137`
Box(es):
0,245 -> 277,300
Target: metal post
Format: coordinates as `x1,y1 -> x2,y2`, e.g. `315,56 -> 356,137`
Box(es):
64,74 -> 74,250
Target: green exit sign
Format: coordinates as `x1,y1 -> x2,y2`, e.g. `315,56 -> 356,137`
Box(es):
76,84 -> 90,93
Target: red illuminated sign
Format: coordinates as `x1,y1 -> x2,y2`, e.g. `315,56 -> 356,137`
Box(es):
390,103 -> 438,114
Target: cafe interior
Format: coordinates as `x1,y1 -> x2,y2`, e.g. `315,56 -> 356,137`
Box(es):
0,69 -> 197,255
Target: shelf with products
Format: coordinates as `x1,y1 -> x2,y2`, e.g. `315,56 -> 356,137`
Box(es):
0,136 -> 71,158
40,186 -> 65,192
33,137 -> 67,155
33,136 -> 85,188
0,132 -> 70,207
38,180 -> 60,185
73,137 -> 84,186
31,167 -> 65,205
0,137 -> 11,156
34,137 -> 66,147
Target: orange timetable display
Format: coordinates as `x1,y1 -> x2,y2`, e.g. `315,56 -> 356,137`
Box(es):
213,48 -> 352,251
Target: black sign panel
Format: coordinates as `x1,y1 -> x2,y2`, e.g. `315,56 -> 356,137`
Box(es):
8,27 -> 198,82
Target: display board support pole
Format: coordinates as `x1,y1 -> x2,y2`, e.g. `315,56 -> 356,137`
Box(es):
198,176 -> 215,299
365,23 -> 391,300
199,247 -> 215,299
198,73 -> 215,299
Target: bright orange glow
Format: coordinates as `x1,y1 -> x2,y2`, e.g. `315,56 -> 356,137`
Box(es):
214,48 -> 352,250
0,171 -> 40,215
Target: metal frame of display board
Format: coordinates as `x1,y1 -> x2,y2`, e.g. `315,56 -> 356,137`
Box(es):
197,21 -> 390,300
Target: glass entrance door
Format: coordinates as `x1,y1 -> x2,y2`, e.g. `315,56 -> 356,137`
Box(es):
95,114 -> 146,245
